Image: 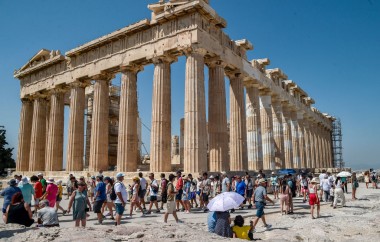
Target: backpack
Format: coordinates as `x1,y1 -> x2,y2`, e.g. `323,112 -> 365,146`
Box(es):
289,180 -> 297,197
109,182 -> 119,201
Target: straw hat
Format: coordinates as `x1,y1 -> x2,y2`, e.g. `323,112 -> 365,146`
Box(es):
46,178 -> 55,184
310,178 -> 318,184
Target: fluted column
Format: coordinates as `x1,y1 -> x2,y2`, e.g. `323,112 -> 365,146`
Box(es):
282,103 -> 293,168
297,112 -> 306,168
229,73 -> 248,171
272,98 -> 284,169
328,129 -> 333,167
184,50 -> 208,173
309,122 -> 316,168
117,67 -> 141,172
89,75 -> 112,172
150,57 -> 173,172
259,90 -> 275,170
29,97 -> 47,171
46,90 -> 65,171
66,83 -> 86,171
16,99 -> 33,171
246,84 -> 263,170
303,118 -> 311,168
290,110 -> 300,168
314,124 -> 321,168
208,60 -> 228,172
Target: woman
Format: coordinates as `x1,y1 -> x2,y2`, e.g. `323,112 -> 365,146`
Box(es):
55,180 -> 67,214
129,177 -> 145,218
351,173 -> 359,200
300,175 -> 309,203
333,176 -> 346,208
101,176 -> 115,220
364,171 -> 370,189
182,177 -> 191,213
308,178 -> 320,219
279,180 -> 289,215
5,192 -> 34,227
87,176 -> 96,202
214,211 -> 233,238
43,178 -> 58,207
232,215 -> 255,240
321,175 -> 331,202
67,181 -> 92,227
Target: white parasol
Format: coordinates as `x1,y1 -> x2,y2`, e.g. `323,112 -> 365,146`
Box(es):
207,192 -> 245,212
337,171 -> 352,177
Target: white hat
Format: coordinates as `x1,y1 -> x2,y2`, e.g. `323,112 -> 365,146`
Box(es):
57,180 -> 62,184
47,178 -> 55,183
271,172 -> 275,175
37,173 -> 43,176
116,172 -> 125,178
22,177 -> 29,184
311,178 -> 319,183
209,175 -> 214,179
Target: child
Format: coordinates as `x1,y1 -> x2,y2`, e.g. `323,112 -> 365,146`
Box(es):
232,215 -> 255,240
329,186 -> 335,207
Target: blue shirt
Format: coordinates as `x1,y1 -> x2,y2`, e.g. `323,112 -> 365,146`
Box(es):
236,181 -> 246,196
207,211 -> 217,233
0,186 -> 22,211
95,181 -> 106,201
18,183 -> 35,205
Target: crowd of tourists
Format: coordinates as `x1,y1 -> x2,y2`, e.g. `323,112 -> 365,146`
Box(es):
0,168 -> 376,240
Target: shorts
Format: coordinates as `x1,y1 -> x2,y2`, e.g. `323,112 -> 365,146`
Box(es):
115,203 -> 125,215
189,192 -> 196,200
93,199 -> 106,213
202,193 -> 209,202
246,189 -> 253,198
139,189 -> 147,199
309,194 -> 320,206
166,200 -> 176,214
150,196 -> 157,202
182,193 -> 189,201
271,185 -> 278,192
279,194 -> 289,205
56,195 -> 62,202
161,192 -> 168,203
301,186 -> 308,193
255,201 -> 265,218
196,191 -> 201,196
175,189 -> 183,201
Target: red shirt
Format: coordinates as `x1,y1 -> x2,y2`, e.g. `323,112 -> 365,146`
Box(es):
34,181 -> 43,198
176,177 -> 183,190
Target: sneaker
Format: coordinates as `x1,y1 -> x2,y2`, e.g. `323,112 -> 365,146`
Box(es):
176,220 -> 184,223
264,224 -> 272,230
252,228 -> 257,233
141,213 -> 146,217
155,209 -> 161,213
126,215 -> 132,218
94,221 -> 103,225
146,211 -> 152,214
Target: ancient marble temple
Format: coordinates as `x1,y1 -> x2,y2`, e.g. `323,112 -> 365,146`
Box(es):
14,0 -> 334,174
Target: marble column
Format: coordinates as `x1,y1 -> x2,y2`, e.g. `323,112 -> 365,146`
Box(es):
184,50 -> 208,173
259,90 -> 275,170
29,97 -> 47,171
89,75 -> 112,172
309,122 -> 316,168
66,83 -> 86,171
16,99 -> 33,171
297,112 -> 306,168
303,119 -> 311,168
314,124 -> 321,168
272,98 -> 285,169
290,110 -> 300,168
229,73 -> 248,171
46,90 -> 65,171
150,57 -> 172,172
282,103 -> 293,168
117,67 -> 140,172
208,60 -> 228,172
246,84 -> 263,170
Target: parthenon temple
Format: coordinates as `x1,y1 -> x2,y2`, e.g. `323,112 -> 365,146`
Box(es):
14,0 -> 335,175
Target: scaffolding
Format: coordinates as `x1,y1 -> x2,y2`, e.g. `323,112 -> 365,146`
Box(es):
332,118 -> 344,169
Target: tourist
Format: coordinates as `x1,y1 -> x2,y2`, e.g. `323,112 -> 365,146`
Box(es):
69,176 -> 78,193
287,174 -> 295,214
231,176 -> 237,192
146,173 -> 160,214
160,173 -> 168,210
279,180 -> 289,215
18,177 -> 35,206
114,173 -> 128,225
200,172 -> 211,212
102,176 -> 115,220
214,211 -> 233,238
87,176 -> 96,202
37,199 -> 59,227
14,174 -> 22,185
245,174 -> 254,208
38,173 -> 47,194
42,178 -> 58,208
371,171 -> 378,189
93,175 -> 107,224
164,174 -> 179,223
329,185 -> 335,207
319,170 -> 327,200
333,176 -> 346,208
197,176 -> 203,208
128,177 -> 145,218
66,174 -> 74,199
209,175 -> 216,198
221,172 -> 230,193
1,179 -> 22,223
235,176 -> 246,209
321,174 -> 331,202
364,171 -> 370,189
300,174 -> 309,203
232,215 -> 255,240
341,176 -> 348,193
188,174 -> 198,208
258,170 -> 266,179
181,176 -> 191,213
270,172 -> 279,200
351,172 -> 359,200
55,180 -> 67,214
175,170 -> 185,211
67,181 -> 92,227
207,211 -> 217,233
5,192 -> 34,227
138,172 -> 148,210
251,178 -> 274,232
30,175 -> 43,213
308,178 -> 320,219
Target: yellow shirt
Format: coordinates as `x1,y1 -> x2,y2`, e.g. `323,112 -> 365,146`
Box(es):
232,225 -> 251,240
58,184 -> 63,199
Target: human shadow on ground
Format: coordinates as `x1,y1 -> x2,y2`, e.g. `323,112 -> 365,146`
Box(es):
0,227 -> 34,239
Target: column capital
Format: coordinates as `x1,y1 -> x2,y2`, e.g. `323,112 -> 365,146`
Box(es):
120,64 -> 144,74
259,88 -> 272,96
21,97 -> 33,103
69,80 -> 90,89
205,57 -> 226,68
91,73 -> 115,82
225,69 -> 243,80
152,55 -> 177,65
183,47 -> 207,58
30,92 -> 49,100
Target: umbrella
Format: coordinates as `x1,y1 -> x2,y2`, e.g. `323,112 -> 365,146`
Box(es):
278,169 -> 297,175
207,192 -> 245,212
337,171 -> 352,177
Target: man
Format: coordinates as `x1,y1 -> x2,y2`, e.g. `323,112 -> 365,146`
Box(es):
160,173 -> 168,210
269,172 -> 279,200
66,174 -> 74,199
175,170 -> 185,211
287,174 -> 295,214
319,170 -> 327,199
14,174 -> 22,184
38,173 -> 47,194
0,179 -> 21,222
164,174 -> 179,223
146,173 -> 160,214
138,172 -> 147,210
37,200 -> 59,227
221,172 -> 230,193
18,177 -> 35,206
188,174 -> 198,208
235,176 -> 246,209
200,172 -> 211,212
251,178 -> 274,232
93,175 -> 106,225
245,174 -> 254,209
258,170 -> 266,179
30,175 -> 43,214
114,172 -> 128,226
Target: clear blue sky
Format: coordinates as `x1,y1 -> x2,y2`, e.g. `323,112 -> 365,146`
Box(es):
0,0 -> 379,170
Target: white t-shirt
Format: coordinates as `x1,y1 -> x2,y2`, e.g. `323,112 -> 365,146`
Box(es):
319,173 -> 326,186
140,177 -> 147,190
150,179 -> 158,196
114,182 -> 128,204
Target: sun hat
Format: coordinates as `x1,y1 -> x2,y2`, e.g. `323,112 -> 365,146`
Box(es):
46,178 -> 55,183
22,177 -> 29,184
258,178 -> 266,183
209,175 -> 214,179
311,178 -> 318,183
37,173 -> 43,176
116,172 -> 125,178
57,180 -> 62,184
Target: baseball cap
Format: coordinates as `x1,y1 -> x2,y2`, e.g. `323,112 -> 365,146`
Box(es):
116,172 -> 125,178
